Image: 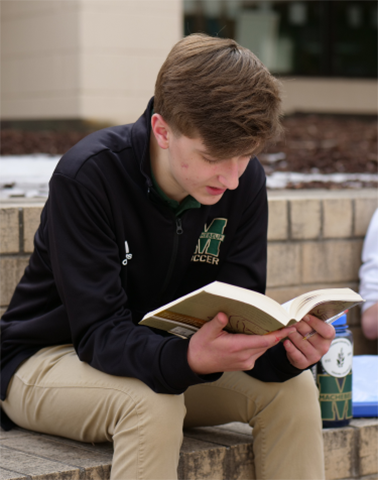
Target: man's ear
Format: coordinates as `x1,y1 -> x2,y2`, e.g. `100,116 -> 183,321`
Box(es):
151,113 -> 171,150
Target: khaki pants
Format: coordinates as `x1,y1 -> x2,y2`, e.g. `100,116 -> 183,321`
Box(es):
1,345 -> 325,480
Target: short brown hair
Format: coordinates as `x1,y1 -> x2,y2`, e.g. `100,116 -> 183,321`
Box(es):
154,33 -> 283,158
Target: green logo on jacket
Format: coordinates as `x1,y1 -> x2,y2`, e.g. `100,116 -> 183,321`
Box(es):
191,218 -> 227,265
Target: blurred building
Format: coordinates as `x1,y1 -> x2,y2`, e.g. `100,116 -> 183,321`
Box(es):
184,0 -> 377,115
1,0 -> 182,127
1,0 -> 377,127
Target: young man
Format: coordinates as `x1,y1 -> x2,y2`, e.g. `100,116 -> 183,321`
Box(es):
1,34 -> 335,479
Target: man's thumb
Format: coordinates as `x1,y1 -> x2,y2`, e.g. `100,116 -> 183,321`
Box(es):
210,312 -> 229,332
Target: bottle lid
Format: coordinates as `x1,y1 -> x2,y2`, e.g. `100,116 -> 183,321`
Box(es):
332,313 -> 347,327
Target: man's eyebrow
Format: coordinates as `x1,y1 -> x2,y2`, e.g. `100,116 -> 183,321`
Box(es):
196,148 -> 212,156
196,149 -> 219,160
196,147 -> 254,160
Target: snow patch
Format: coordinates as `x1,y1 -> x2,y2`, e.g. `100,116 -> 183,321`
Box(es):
0,154 -> 377,199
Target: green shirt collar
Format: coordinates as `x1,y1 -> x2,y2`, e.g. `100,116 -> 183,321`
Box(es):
150,166 -> 201,216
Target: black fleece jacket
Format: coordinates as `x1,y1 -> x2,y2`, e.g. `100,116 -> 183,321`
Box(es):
1,98 -> 302,401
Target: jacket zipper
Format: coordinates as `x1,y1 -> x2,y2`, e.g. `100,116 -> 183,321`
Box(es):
159,217 -> 183,297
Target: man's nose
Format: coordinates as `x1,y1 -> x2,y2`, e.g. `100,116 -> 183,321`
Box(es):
218,159 -> 240,190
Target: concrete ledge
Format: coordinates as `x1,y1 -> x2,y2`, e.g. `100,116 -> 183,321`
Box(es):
1,419 -> 377,480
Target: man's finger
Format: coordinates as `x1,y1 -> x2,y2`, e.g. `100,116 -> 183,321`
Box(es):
235,326 -> 297,351
302,315 -> 336,340
202,314 -> 296,350
283,338 -> 309,369
266,326 -> 297,344
200,312 -> 229,338
211,312 -> 229,331
294,319 -> 315,338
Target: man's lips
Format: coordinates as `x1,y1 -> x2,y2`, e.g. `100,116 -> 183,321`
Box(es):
206,186 -> 227,195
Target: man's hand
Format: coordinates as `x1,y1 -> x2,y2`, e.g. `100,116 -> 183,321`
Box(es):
187,312 -> 297,375
283,315 -> 336,370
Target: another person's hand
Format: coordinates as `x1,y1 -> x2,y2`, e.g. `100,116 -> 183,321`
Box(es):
361,302 -> 378,340
283,315 -> 336,370
187,312 -> 296,375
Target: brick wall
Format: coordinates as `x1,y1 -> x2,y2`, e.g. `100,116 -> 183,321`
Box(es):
1,189 -> 377,353
266,189 -> 377,354
0,203 -> 43,317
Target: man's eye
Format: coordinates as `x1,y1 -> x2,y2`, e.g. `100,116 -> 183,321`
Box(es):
203,156 -> 220,164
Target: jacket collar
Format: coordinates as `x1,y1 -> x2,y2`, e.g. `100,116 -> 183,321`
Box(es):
131,97 -> 154,189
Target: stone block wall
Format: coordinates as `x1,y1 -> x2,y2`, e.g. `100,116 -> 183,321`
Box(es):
0,204 -> 43,316
266,189 -> 377,354
1,189 -> 377,353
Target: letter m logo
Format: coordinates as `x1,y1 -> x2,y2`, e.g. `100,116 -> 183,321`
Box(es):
194,218 -> 227,257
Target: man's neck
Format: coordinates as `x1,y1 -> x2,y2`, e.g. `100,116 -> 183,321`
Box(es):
149,130 -> 186,202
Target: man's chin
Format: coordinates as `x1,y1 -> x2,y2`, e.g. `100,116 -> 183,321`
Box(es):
195,193 -> 225,206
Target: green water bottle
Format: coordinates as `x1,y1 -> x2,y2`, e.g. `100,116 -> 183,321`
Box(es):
316,314 -> 353,428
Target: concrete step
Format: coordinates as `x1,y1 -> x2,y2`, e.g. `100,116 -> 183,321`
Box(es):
0,419 -> 377,480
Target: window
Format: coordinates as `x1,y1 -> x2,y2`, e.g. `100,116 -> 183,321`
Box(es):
184,0 -> 377,78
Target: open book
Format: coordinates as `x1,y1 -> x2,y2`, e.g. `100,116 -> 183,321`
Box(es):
139,281 -> 364,338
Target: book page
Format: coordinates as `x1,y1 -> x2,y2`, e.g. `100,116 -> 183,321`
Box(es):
140,315 -> 199,335
286,288 -> 363,321
161,291 -> 290,334
141,282 -> 364,336
142,282 -> 291,335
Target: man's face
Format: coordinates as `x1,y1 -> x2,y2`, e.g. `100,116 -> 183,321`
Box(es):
163,133 -> 252,205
